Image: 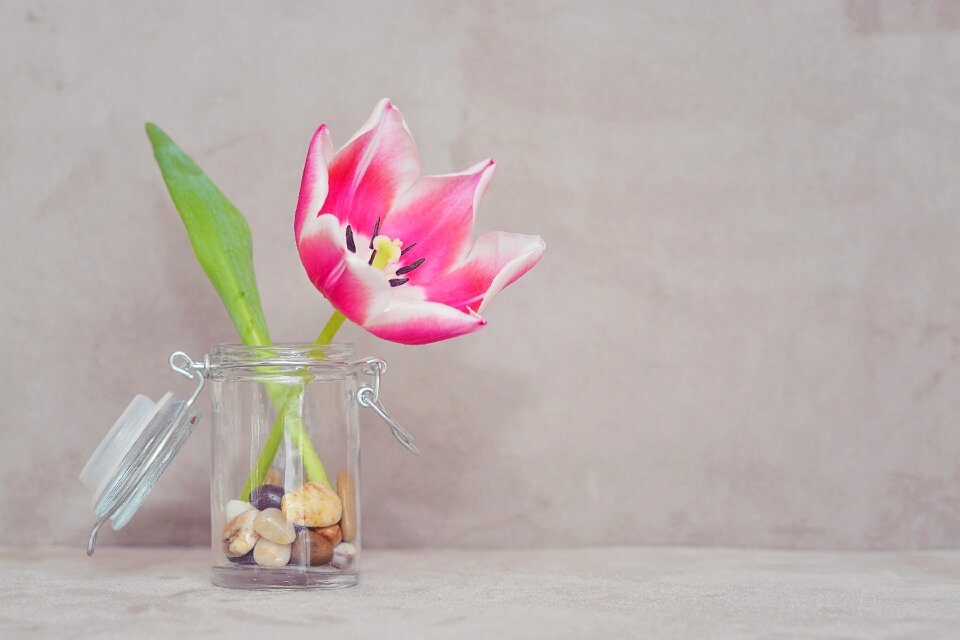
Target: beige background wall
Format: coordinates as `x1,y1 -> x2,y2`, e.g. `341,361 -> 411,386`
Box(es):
2,0 -> 959,550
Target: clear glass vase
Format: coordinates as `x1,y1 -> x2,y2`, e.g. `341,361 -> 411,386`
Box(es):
209,343 -> 361,589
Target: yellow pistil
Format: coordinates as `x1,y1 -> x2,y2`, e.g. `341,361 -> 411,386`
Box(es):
370,235 -> 403,270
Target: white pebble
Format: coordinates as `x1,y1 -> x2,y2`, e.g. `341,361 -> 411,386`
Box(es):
225,499 -> 255,521
222,510 -> 259,557
253,537 -> 291,567
253,508 -> 296,544
330,542 -> 357,570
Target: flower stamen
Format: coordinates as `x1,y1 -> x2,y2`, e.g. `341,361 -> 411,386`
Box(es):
395,257 -> 425,276
389,278 -> 409,287
345,225 -> 356,253
400,242 -> 417,256
369,216 -> 381,250
370,235 -> 403,270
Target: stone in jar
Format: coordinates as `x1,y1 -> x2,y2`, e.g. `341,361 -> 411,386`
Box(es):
222,509 -> 260,557
289,528 -> 334,567
227,550 -> 256,565
264,467 -> 283,487
313,523 -> 342,547
253,508 -> 296,545
337,470 -> 357,542
281,482 -> 342,528
248,484 -> 285,511
225,499 -> 255,521
330,542 -> 357,570
253,537 -> 291,568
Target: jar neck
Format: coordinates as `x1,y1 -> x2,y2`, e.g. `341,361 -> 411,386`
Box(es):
211,343 -> 356,367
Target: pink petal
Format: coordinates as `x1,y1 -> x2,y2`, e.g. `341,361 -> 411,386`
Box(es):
297,213 -> 392,324
296,213 -> 347,291
363,299 -> 487,345
294,125 -> 334,242
324,99 -> 420,240
322,255 -> 394,325
382,159 -> 496,282
422,232 -> 546,313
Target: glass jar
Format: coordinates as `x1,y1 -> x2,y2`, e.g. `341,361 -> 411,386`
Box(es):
209,343 -> 362,589
82,342 -> 415,589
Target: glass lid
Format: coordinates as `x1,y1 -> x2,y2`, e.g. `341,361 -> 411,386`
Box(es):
79,352 -> 204,555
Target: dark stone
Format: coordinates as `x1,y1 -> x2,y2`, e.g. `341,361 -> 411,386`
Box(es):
248,484 -> 285,511
227,550 -> 255,565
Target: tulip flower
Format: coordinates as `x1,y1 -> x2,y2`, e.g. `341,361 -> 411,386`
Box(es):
295,99 -> 545,345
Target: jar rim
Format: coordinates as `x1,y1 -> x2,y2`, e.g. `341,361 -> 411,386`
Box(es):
211,342 -> 356,366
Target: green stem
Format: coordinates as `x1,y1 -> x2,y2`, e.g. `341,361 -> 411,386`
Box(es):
239,384 -> 329,498
239,387 -> 293,500
237,309 -> 346,500
316,310 -> 346,345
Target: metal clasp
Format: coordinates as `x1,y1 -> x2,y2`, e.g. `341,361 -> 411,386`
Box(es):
357,358 -> 419,455
169,351 -> 208,408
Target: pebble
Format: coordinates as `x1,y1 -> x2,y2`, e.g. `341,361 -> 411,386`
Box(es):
264,467 -> 283,486
330,542 -> 357,570
225,499 -> 255,521
337,471 -> 357,542
222,509 -> 260,557
253,537 -> 292,568
313,523 -> 342,547
249,484 -> 285,511
253,508 -> 296,544
289,529 -> 334,566
227,550 -> 256,565
281,482 -> 342,528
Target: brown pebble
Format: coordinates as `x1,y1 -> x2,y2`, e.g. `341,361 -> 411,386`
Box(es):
264,467 -> 283,486
337,470 -> 357,542
289,529 -> 334,566
313,524 -> 342,547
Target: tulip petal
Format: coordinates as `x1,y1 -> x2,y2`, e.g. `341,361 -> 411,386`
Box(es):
422,232 -> 546,313
382,159 -> 496,282
294,125 -> 335,242
322,254 -> 394,325
363,299 -> 487,345
297,213 -> 393,324
325,99 -> 420,240
296,213 -> 347,291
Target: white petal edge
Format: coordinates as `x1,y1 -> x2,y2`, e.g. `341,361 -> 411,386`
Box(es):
295,125 -> 335,242
363,298 -> 486,345
474,233 -> 546,313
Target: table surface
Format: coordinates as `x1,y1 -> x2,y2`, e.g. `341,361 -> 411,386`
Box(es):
2,546 -> 959,639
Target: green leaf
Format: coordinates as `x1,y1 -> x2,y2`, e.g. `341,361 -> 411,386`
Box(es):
146,123 -> 270,346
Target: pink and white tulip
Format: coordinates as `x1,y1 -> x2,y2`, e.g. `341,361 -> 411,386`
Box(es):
295,100 -> 545,345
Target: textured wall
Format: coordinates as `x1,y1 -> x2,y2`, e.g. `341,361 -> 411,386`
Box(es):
2,0 -> 959,550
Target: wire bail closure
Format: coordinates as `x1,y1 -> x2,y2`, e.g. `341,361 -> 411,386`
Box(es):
357,358 -> 420,455
168,351 -> 209,408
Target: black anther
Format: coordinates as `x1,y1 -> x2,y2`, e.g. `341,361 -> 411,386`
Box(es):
369,216 -> 381,249
389,278 -> 409,287
345,225 -> 356,253
395,257 -> 425,276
